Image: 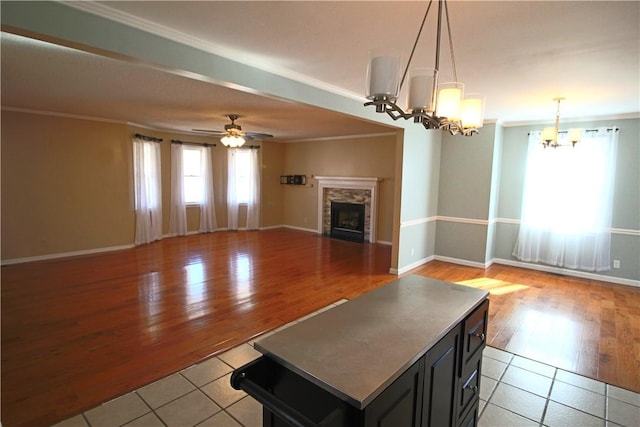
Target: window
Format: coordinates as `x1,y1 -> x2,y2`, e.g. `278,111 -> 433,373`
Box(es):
513,128 -> 618,271
234,149 -> 251,203
183,147 -> 203,204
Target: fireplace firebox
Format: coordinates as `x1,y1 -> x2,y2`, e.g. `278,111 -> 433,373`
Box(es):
330,202 -> 365,243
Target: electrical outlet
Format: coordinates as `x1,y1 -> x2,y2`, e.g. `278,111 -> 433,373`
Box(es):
613,259 -> 621,269
411,248 -> 415,256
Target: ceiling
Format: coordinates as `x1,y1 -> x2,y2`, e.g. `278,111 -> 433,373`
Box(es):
2,1 -> 639,142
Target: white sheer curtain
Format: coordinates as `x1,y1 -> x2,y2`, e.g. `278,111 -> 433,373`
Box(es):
199,145 -> 218,233
133,137 -> 162,245
246,148 -> 261,230
227,148 -> 260,230
227,148 -> 239,230
169,143 -> 187,236
513,128 -> 618,271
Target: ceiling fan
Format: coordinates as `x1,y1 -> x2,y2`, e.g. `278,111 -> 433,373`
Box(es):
193,114 -> 273,147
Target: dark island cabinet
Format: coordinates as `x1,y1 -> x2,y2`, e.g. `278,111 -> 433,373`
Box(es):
231,276 -> 489,427
422,320 -> 460,427
361,357 -> 424,427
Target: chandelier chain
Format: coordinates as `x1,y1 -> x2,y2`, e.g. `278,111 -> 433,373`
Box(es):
399,0 -> 435,92
443,0 -> 458,82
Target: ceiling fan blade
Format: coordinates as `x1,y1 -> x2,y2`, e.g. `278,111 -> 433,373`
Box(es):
192,129 -> 226,135
245,132 -> 274,139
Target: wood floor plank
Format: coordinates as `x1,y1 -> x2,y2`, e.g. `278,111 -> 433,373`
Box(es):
2,229 -> 639,426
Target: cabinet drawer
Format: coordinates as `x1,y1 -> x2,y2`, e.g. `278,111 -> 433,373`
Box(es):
462,299 -> 489,367
457,403 -> 478,427
458,356 -> 481,421
231,356 -> 353,426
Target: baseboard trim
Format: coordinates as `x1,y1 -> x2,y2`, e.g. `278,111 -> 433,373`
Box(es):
393,255 -> 639,288
492,258 -> 640,288
393,255 -> 435,275
1,244 -> 135,266
433,255 -> 491,269
281,224 -> 318,234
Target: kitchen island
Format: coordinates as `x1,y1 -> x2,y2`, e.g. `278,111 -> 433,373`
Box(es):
231,274 -> 489,427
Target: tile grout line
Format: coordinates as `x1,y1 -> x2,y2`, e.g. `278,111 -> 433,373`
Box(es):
538,366 -> 559,427
59,303 -> 639,427
477,350 -> 512,420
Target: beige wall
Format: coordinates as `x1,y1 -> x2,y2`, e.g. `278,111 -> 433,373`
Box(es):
281,135 -> 397,243
1,111 -> 393,261
1,111 -> 134,259
260,141 -> 285,228
1,111 -> 285,261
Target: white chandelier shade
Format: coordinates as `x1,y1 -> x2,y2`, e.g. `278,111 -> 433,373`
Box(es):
461,94 -> 485,130
366,50 -> 402,102
408,67 -> 438,113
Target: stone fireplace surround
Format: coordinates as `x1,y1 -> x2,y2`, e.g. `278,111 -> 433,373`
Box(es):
315,176 -> 380,243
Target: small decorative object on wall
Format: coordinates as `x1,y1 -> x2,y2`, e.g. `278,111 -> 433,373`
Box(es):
280,175 -> 311,186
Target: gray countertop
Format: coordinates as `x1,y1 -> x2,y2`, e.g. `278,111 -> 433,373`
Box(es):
255,274 -> 489,409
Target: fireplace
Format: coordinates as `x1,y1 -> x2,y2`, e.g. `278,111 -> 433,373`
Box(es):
316,176 -> 380,243
330,202 -> 365,243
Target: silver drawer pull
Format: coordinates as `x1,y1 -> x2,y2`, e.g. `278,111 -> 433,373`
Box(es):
473,332 -> 485,341
463,383 -> 479,393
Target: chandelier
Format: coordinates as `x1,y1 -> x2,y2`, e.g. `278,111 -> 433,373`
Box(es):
364,0 -> 484,136
541,98 -> 582,148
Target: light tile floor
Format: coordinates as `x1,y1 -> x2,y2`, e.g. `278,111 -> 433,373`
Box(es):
52,300 -> 640,427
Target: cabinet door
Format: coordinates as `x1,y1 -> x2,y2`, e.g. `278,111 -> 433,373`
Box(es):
363,358 -> 424,427
421,326 -> 460,427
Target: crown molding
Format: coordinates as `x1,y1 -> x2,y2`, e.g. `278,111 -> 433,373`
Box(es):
59,0 -> 364,102
501,112 -> 640,128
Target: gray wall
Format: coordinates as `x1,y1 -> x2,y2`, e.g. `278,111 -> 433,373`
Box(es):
435,123 -> 500,265
495,117 -> 639,282
437,117 -> 639,283
396,127 -> 441,272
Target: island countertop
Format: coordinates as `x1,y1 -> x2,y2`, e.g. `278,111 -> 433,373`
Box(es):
254,274 -> 489,410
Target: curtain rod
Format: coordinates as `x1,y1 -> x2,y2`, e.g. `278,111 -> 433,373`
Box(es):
171,139 -> 216,148
528,127 -> 619,136
134,133 -> 163,142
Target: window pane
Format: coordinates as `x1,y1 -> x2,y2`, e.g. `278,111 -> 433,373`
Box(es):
183,148 -> 203,203
236,150 -> 251,203
183,149 -> 201,176
184,176 -> 203,204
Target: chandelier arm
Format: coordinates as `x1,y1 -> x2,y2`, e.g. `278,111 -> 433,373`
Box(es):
399,0 -> 435,92
443,0 -> 458,82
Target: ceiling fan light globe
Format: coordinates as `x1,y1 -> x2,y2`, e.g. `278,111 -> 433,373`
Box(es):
221,135 -> 245,148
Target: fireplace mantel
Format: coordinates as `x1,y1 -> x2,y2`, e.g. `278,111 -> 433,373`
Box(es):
316,176 -> 381,243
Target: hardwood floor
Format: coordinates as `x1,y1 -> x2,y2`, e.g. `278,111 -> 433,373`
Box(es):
2,229 -> 639,427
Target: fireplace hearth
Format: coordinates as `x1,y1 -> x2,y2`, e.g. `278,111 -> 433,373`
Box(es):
330,202 -> 365,243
